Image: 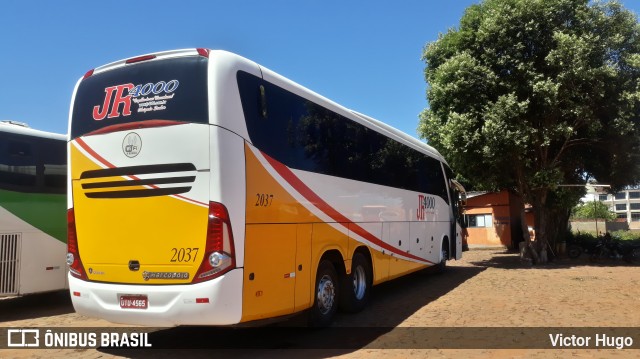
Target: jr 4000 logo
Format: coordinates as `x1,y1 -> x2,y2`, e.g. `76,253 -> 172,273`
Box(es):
92,80 -> 179,120
417,194 -> 436,220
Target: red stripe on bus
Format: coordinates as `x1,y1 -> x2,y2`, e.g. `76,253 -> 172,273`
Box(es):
75,137 -> 119,171
260,151 -> 434,264
173,194 -> 208,207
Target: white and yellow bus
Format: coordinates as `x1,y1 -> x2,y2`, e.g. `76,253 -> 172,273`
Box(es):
67,48 -> 466,326
0,121 -> 67,296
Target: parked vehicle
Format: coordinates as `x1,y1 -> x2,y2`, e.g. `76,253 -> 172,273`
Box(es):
0,121 -> 67,297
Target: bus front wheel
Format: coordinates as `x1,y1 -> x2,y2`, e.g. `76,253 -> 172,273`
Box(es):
309,260 -> 339,327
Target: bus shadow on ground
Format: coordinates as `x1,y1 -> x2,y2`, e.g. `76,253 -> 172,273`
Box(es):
101,264 -> 485,358
0,290 -> 73,322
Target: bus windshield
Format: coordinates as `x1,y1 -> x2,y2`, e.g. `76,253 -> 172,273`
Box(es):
70,56 -> 209,139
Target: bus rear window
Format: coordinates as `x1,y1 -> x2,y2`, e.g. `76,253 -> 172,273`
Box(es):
71,56 -> 208,138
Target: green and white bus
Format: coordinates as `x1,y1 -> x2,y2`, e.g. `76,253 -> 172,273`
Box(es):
0,121 -> 67,296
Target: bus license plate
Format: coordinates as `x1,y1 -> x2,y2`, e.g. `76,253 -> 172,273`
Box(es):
119,295 -> 148,309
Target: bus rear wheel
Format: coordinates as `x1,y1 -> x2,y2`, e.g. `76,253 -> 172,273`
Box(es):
340,252 -> 371,313
309,260 -> 339,327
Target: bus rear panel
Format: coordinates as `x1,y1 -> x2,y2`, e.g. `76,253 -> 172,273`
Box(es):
68,49 -> 243,325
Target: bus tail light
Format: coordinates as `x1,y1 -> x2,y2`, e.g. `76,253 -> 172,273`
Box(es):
192,202 -> 236,283
66,208 -> 87,280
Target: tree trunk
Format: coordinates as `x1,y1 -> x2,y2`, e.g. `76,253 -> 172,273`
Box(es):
528,201 -> 571,264
534,205 -> 549,263
519,205 -> 539,263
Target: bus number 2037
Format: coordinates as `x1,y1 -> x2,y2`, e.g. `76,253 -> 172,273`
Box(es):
170,248 -> 199,262
255,193 -> 274,207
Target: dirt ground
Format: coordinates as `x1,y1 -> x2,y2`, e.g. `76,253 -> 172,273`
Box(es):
1,249 -> 639,358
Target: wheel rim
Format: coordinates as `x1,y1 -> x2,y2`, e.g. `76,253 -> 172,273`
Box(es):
352,265 -> 367,300
317,274 -> 335,315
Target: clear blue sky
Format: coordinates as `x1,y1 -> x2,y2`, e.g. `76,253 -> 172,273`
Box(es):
1,0 -> 639,139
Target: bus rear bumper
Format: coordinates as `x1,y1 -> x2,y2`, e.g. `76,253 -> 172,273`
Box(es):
68,269 -> 243,326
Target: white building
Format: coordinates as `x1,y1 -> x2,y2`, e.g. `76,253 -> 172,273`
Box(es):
583,185 -> 640,230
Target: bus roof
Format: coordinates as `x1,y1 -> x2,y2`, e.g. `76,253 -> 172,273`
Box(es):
0,121 -> 67,141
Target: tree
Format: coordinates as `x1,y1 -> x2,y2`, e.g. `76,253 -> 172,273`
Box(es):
571,201 -> 615,221
419,0 -> 640,262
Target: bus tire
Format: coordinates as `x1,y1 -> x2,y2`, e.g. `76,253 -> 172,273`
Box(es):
339,252 -> 372,313
309,259 -> 339,327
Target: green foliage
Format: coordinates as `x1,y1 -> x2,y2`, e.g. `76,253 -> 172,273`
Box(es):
611,230 -> 640,241
420,0 -> 640,244
566,230 -> 640,242
570,200 -> 615,220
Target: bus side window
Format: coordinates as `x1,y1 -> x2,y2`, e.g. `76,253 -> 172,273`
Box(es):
41,138 -> 67,194
1,140 -> 37,188
8,141 -> 32,157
